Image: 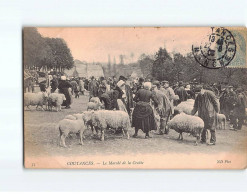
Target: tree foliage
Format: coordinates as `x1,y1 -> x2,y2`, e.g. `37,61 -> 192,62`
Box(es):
140,46 -> 247,87
23,27 -> 74,71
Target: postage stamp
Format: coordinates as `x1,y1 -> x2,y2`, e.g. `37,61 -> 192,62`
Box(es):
192,27 -> 246,69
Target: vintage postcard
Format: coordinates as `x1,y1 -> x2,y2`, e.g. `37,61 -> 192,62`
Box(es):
23,27 -> 247,169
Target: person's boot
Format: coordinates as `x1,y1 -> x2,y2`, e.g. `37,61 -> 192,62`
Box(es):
157,119 -> 165,135
208,130 -> 216,145
133,128 -> 138,138
200,128 -> 207,143
145,132 -> 152,139
164,125 -> 169,134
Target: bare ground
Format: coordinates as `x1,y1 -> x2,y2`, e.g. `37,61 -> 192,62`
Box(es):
24,95 -> 247,157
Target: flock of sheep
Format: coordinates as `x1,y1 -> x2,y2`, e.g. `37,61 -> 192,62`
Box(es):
24,91 -> 227,147
24,91 -> 66,112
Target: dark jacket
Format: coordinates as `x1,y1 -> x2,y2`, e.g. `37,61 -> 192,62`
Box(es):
175,86 -> 188,102
192,90 -> 219,129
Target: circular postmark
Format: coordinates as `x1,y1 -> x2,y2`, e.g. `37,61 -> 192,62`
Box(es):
192,27 -> 236,69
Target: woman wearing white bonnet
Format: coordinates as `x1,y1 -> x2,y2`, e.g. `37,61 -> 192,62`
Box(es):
132,82 -> 159,138
115,80 -> 128,112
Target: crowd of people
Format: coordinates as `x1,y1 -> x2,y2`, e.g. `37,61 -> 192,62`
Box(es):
28,70 -> 247,145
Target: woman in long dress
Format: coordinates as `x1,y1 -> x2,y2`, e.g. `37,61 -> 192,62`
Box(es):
58,76 -> 73,109
132,82 -> 159,138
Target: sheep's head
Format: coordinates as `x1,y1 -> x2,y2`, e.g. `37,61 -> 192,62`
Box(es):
82,111 -> 93,123
42,92 -> 49,103
74,113 -> 85,120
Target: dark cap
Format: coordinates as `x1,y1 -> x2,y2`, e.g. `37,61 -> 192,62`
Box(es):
153,80 -> 160,88
178,81 -> 183,86
119,75 -> 127,81
138,77 -> 144,83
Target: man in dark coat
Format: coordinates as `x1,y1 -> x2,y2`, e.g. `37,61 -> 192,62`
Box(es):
50,75 -> 58,93
174,81 -> 188,105
232,88 -> 246,130
58,76 -> 72,109
88,76 -> 99,99
153,81 -> 172,135
228,86 -> 237,128
192,85 -> 219,145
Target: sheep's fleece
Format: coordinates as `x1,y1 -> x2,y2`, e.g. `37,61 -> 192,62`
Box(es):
167,112 -> 204,136
91,110 -> 131,130
49,93 -> 66,104
24,92 -> 48,107
175,99 -> 197,115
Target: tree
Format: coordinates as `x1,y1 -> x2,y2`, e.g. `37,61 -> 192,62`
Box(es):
45,38 -> 74,71
138,54 -> 154,78
23,27 -> 51,70
171,53 -> 186,82
152,47 -> 173,81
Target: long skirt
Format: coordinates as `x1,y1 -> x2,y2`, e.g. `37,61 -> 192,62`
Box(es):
132,101 -> 157,133
59,88 -> 71,107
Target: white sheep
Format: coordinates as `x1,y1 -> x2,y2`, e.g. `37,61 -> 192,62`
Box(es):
90,97 -> 101,104
174,99 -> 197,116
167,112 -> 204,145
64,113 -> 85,120
82,111 -> 97,135
64,115 -> 77,120
217,113 -> 226,130
24,92 -> 48,111
91,110 -> 131,141
57,118 -> 86,148
47,93 -> 66,111
87,102 -> 101,111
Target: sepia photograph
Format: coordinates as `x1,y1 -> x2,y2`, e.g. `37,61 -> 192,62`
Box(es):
23,27 -> 247,169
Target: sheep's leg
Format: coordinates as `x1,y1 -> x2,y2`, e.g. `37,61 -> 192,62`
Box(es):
60,134 -> 67,148
90,124 -> 95,134
224,119 -> 226,130
194,135 -> 200,146
180,133 -> 183,140
79,130 -> 84,145
177,134 -> 181,140
100,128 -> 105,141
121,128 -> 126,137
125,129 -> 130,139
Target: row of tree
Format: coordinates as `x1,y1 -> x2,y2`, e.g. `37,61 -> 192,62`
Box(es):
138,47 -> 247,87
23,27 -> 74,72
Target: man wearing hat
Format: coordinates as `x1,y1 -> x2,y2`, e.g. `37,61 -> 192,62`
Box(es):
88,76 -> 99,100
192,85 -> 219,145
174,81 -> 188,105
50,75 -> 58,93
227,86 -> 237,128
153,81 -> 172,135
161,80 -> 178,115
231,88 -> 246,130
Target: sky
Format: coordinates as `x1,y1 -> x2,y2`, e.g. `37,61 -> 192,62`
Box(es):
38,27 -> 211,64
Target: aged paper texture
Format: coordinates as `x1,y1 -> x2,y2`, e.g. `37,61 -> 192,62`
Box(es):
23,27 -> 247,169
